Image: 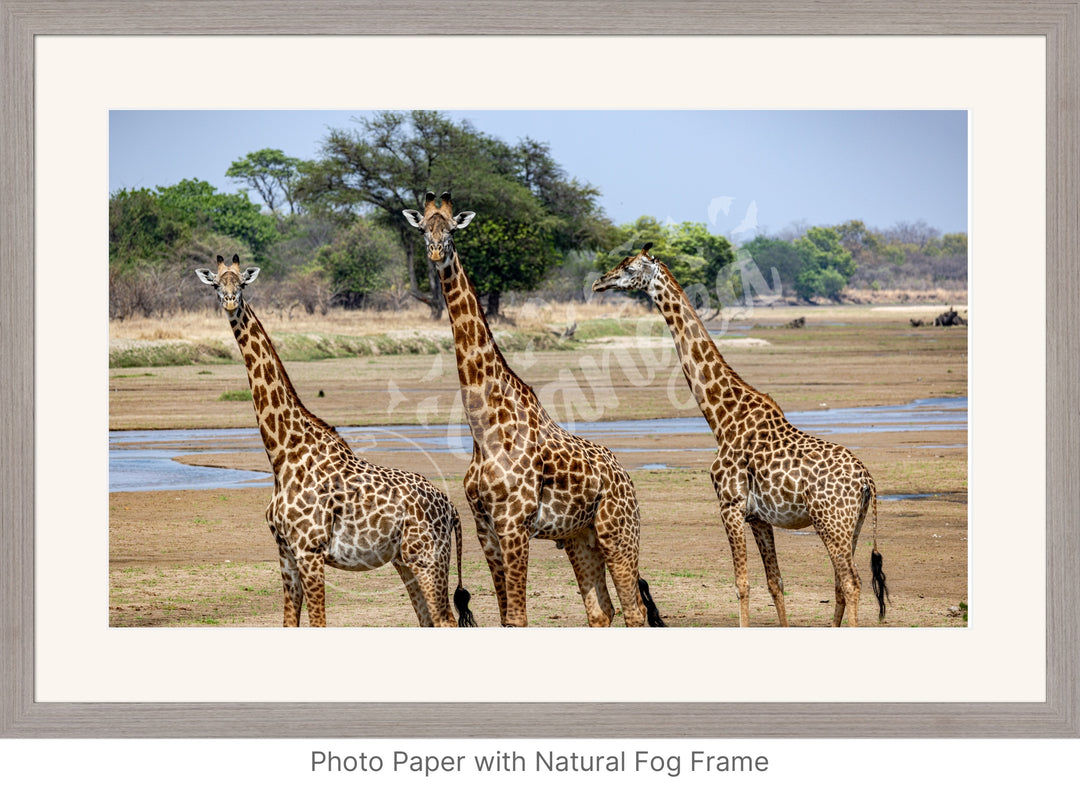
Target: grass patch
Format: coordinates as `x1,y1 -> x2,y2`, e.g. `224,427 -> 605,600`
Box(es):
111,327 -> 579,368
573,317 -> 667,340
218,389 -> 252,402
110,339 -> 234,368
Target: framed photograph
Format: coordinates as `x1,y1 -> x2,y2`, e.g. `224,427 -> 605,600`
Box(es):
2,1 -> 1077,742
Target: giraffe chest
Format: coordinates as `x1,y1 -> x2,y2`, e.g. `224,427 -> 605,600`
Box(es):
530,485 -> 599,538
745,481 -> 812,529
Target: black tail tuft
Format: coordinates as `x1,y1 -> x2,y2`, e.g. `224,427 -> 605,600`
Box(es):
638,578 -> 667,627
871,549 -> 889,621
454,586 -> 477,627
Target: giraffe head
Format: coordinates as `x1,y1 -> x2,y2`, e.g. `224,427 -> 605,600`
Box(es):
195,254 -> 261,314
591,243 -> 662,296
402,191 -> 475,268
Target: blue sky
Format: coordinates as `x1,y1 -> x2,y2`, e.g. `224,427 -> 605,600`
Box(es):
109,110 -> 968,239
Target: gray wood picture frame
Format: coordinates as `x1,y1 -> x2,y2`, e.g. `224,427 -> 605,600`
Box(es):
2,1 -> 1077,739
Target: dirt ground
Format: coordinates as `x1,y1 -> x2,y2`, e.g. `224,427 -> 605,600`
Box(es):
109,303 -> 968,628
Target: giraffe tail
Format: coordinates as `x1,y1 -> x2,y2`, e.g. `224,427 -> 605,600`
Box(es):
865,481 -> 890,621
638,578 -> 667,627
451,508 -> 477,627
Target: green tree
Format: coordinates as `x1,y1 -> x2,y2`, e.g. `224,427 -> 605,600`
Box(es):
156,179 -> 279,258
226,148 -> 304,214
109,188 -> 190,268
669,221 -> 735,293
834,219 -> 884,262
741,236 -> 805,297
940,232 -> 967,257
795,226 -> 856,279
313,215 -> 404,308
792,226 -> 857,300
455,214 -> 557,317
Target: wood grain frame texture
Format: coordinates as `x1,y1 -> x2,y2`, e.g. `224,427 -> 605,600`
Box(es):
1,0 -> 1076,739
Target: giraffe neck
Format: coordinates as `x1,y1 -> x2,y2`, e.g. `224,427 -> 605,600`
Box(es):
229,301 -> 343,474
647,264 -> 762,440
438,251 -> 544,441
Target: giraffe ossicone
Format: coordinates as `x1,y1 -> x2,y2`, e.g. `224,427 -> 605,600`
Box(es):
195,254 -> 476,628
404,192 -> 665,628
593,244 -> 888,627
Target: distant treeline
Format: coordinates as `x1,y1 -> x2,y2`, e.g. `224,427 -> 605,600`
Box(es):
109,111 -> 967,320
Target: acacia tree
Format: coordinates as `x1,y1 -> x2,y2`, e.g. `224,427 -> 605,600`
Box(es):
226,149 -> 304,215
295,112 -> 475,317
296,111 -> 612,318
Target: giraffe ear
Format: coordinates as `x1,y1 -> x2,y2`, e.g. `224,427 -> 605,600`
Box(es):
402,209 -> 424,228
453,211 -> 475,229
195,268 -> 216,285
241,267 -> 261,285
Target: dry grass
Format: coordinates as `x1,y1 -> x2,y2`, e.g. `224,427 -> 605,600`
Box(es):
108,289 -> 969,346
109,298 -> 655,343
845,287 -> 967,306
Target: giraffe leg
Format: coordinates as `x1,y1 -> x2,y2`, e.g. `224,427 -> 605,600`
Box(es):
608,567 -> 647,627
563,529 -> 615,627
814,520 -> 860,627
276,539 -> 303,628
711,461 -> 752,627
496,526 -> 531,627
593,507 -> 648,628
398,522 -> 456,627
393,561 -> 436,627
832,580 -> 848,627
749,518 -> 788,627
474,511 -> 507,624
467,467 -> 507,624
296,552 -> 327,627
719,507 -> 752,627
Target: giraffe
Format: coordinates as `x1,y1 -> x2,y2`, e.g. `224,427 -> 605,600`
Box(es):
403,192 -> 664,628
195,255 -> 475,628
593,244 -> 888,627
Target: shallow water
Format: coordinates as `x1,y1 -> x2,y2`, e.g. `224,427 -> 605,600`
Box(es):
109,397 -> 966,493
